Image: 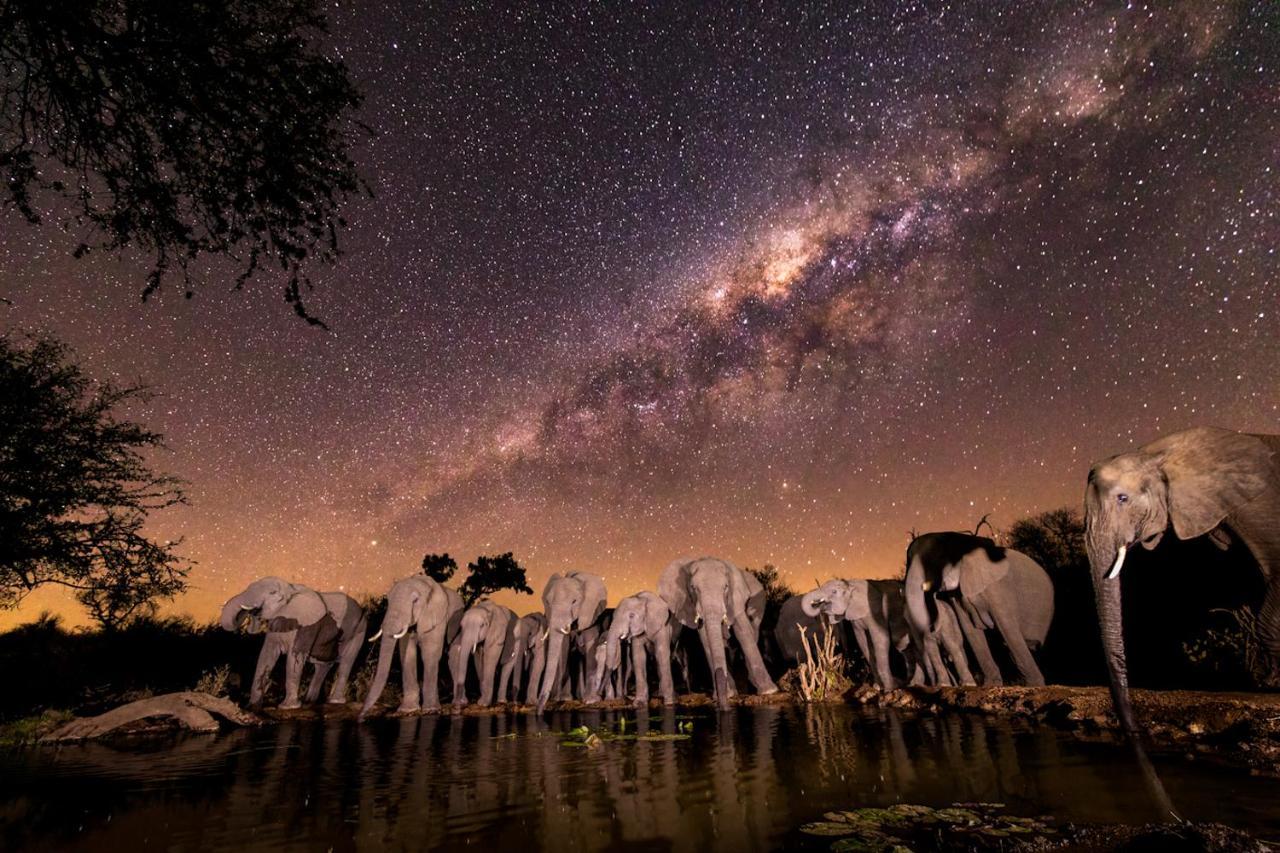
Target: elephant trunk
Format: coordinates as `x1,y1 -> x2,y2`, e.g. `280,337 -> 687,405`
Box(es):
537,628 -> 568,713
800,589 -> 825,619
359,634 -> 398,718
1086,534 -> 1140,735
220,593 -> 253,632
702,605 -> 731,710
903,561 -> 931,635
605,630 -> 623,673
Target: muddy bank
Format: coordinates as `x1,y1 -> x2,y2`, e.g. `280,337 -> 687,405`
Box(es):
851,684 -> 1280,776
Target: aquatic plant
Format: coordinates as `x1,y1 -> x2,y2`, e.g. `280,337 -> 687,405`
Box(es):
799,802 -> 1056,851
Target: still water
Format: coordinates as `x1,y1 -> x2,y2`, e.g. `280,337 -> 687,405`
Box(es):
3,705 -> 1280,851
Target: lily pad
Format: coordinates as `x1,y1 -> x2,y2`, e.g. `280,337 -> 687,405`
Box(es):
800,821 -> 859,837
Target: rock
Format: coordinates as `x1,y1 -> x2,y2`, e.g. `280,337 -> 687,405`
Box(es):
43,692 -> 263,742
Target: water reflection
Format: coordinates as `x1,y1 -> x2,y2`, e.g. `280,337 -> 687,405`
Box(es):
3,706 -> 1279,851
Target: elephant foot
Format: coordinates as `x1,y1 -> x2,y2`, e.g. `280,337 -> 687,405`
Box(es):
278,699 -> 302,711
395,701 -> 421,715
421,703 -> 442,714
757,682 -> 779,696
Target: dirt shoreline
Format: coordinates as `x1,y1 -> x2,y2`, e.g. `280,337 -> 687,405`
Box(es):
850,683 -> 1280,777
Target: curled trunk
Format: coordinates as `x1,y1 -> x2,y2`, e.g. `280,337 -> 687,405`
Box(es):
219,594 -> 252,631
800,590 -> 824,618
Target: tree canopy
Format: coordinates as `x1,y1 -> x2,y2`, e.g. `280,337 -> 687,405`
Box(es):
0,0 -> 367,324
458,552 -> 533,608
0,334 -> 189,628
420,552 -> 458,584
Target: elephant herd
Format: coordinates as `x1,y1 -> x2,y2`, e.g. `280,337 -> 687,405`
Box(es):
220,545 -> 1058,716
220,428 -> 1280,731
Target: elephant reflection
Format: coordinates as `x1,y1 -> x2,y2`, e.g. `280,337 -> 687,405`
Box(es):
220,577 -> 367,708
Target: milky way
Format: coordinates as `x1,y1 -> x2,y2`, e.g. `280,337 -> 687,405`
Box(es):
1,1 -> 1276,625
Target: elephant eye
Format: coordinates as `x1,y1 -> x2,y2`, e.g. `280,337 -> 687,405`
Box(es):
1116,493 -> 1129,504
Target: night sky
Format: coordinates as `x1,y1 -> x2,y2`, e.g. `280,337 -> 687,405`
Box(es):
1,1 -> 1276,627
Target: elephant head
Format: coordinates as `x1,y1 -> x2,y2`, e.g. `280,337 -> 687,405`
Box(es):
1085,427 -> 1274,734
220,577 -> 327,634
801,579 -> 870,624
659,557 -> 764,709
535,570 -> 607,712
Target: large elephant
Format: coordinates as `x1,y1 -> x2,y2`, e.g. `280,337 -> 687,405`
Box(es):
591,591 -> 676,706
497,612 -> 547,704
799,579 -> 915,688
448,600 -> 517,708
1086,426 -> 1280,733
535,571 -> 607,713
220,577 -> 367,709
358,575 -> 464,718
659,557 -> 778,709
906,532 -> 1053,686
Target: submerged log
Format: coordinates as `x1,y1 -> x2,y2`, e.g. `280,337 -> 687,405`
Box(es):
44,692 -> 263,742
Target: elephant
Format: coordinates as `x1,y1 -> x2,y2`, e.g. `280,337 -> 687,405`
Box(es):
799,580 -> 916,688
659,557 -> 778,709
774,594 -> 843,669
906,532 -> 1054,686
359,575 -> 464,718
590,591 -> 676,706
220,577 -> 367,709
535,571 -> 608,713
448,600 -> 518,708
497,612 -> 548,704
1085,426 -> 1280,733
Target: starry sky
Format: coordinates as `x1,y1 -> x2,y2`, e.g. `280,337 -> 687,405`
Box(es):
1,0 -> 1277,627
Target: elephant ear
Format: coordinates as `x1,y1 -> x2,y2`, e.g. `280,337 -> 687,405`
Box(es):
842,580 -> 872,621
267,588 -> 328,633
1150,427 -> 1275,540
958,551 -> 1010,602
659,558 -> 698,628
543,573 -> 564,609
500,606 -> 517,651
641,591 -> 672,636
733,562 -> 767,622
443,586 -> 466,643
571,572 -> 608,628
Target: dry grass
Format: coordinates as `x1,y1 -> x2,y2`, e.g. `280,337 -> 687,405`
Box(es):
194,664 -> 231,697
794,624 -> 854,702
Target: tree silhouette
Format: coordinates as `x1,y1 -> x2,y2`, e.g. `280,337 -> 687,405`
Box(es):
0,0 -> 367,324
420,552 -> 457,584
0,334 -> 189,629
458,553 -> 533,608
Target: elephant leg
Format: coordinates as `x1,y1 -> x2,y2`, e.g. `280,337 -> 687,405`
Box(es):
924,637 -> 952,686
398,635 -> 422,713
418,629 -> 446,711
632,639 -> 650,706
496,655 -> 515,705
328,616 -> 366,703
555,640 -> 572,700
935,609 -> 976,686
989,598 -> 1045,686
849,621 -> 873,683
952,602 -> 1003,686
864,621 -> 896,689
305,660 -> 334,703
250,634 -> 286,707
654,629 -> 675,706
732,613 -> 778,695
479,644 -> 502,706
280,637 -> 308,709
449,642 -> 469,708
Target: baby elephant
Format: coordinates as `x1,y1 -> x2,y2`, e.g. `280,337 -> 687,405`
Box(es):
591,591 -> 677,707
448,600 -> 517,707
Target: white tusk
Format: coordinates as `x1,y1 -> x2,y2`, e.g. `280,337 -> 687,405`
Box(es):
1106,544 -> 1128,580
392,627 -> 408,639
240,604 -> 253,610
921,581 -> 933,592
722,614 -> 730,624
368,628 -> 383,643
559,626 -> 571,635
539,629 -> 549,642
